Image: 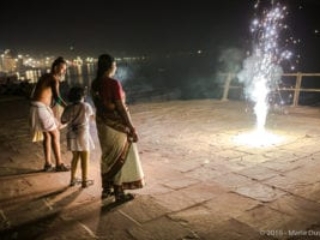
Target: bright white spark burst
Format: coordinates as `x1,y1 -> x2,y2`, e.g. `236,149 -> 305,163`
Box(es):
251,3 -> 289,131
236,1 -> 293,147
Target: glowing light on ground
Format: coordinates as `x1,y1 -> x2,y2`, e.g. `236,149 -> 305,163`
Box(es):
234,129 -> 284,147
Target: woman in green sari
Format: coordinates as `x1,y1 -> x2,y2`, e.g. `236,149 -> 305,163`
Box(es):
91,54 -> 145,202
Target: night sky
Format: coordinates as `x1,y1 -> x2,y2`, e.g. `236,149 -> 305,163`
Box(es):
1,0 -> 320,71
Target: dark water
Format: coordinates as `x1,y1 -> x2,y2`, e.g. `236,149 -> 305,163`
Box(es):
62,55 -> 221,102
15,55 -> 320,105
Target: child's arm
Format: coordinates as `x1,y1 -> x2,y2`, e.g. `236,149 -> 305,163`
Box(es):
86,103 -> 95,121
60,106 -> 71,124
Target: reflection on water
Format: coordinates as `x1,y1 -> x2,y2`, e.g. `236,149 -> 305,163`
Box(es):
66,64 -> 96,87
25,69 -> 43,83
24,62 -> 130,88
24,64 -> 96,87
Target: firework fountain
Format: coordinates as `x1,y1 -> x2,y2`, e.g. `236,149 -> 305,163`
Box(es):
235,1 -> 294,147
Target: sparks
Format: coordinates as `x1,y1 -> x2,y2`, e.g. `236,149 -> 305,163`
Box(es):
236,1 -> 294,147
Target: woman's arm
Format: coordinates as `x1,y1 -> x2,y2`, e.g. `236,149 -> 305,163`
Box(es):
115,100 -> 138,142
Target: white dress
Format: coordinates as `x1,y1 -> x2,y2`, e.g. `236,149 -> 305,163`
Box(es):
61,102 -> 95,151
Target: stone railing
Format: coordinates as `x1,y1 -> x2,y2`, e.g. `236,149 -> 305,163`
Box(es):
220,72 -> 320,107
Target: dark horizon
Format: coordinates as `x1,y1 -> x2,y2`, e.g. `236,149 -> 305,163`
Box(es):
1,1 -> 250,55
1,0 -> 320,71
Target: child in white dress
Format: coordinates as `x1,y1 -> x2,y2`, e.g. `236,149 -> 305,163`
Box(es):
61,86 -> 95,188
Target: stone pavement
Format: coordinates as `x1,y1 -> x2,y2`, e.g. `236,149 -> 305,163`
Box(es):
1,97 -> 320,240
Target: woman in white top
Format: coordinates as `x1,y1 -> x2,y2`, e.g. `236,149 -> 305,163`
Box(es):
61,86 -> 95,187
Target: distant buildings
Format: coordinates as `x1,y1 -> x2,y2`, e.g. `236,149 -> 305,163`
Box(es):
0,49 -> 16,74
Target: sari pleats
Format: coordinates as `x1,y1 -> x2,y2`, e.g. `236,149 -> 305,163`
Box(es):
96,116 -> 145,190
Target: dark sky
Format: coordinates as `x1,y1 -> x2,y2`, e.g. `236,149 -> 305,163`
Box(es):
0,1 -> 249,55
1,0 -> 320,71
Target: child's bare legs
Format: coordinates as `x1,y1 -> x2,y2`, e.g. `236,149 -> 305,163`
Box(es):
80,151 -> 88,181
70,151 -> 80,186
80,151 -> 93,187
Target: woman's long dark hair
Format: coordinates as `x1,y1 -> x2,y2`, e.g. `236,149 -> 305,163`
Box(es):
95,54 -> 115,80
91,54 -> 115,110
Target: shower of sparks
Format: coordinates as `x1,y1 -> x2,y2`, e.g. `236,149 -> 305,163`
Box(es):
235,1 -> 294,147
251,1 -> 290,130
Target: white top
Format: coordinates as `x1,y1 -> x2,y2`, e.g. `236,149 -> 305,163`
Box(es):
61,102 -> 95,151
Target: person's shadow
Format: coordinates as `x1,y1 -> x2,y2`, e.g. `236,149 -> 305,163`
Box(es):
0,167 -> 47,177
0,186 -> 82,240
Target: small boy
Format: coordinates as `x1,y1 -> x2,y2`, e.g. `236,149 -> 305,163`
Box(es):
61,86 -> 95,187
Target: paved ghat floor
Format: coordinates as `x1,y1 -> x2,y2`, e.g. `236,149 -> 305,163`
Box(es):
1,97 -> 320,240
